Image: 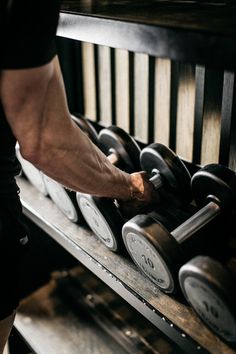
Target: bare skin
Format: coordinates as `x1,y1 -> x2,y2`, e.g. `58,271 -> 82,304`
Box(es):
0,56 -> 159,212
0,55 -> 160,353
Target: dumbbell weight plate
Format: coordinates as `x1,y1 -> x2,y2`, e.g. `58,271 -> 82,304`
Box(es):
16,143 -> 48,196
98,126 -> 141,172
122,211 -> 185,292
179,256 -> 236,342
192,164 -> 236,210
76,193 -> 124,252
71,114 -> 99,146
44,175 -> 82,223
140,143 -> 191,205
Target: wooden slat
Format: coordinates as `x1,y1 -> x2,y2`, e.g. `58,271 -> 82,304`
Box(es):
200,68 -> 223,165
154,58 -> 171,146
115,49 -> 130,132
193,65 -> 205,164
98,45 -> 113,127
134,53 -> 149,143
176,63 -> 196,161
220,71 -> 236,167
81,42 -> 97,121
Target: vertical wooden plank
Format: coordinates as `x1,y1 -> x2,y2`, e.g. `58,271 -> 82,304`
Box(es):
81,42 -> 97,121
98,45 -> 113,127
220,71 -> 235,167
193,65 -> 205,164
176,63 -> 196,162
115,49 -> 130,132
154,58 -> 171,146
200,69 -> 223,165
134,53 -> 149,143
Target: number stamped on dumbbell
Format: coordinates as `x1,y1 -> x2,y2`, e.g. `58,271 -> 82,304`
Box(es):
79,197 -> 117,250
45,177 -> 78,222
126,232 -> 173,290
185,277 -> 236,342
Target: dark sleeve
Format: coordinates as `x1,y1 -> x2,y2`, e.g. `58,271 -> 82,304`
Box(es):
0,0 -> 61,69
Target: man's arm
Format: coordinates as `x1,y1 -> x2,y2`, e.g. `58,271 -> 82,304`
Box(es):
0,56 -> 157,204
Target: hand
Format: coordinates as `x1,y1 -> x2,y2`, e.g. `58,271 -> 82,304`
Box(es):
118,172 -> 160,219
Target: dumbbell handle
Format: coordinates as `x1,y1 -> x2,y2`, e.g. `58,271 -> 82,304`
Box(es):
171,201 -> 221,243
107,150 -> 119,165
149,170 -> 164,189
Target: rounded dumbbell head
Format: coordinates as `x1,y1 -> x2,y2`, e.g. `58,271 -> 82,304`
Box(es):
140,143 -> 191,205
16,143 -> 48,196
44,175 -> 83,223
71,114 -> 99,146
122,213 -> 185,293
191,164 -> 236,211
76,192 -> 124,252
98,126 -> 141,172
179,256 -> 236,342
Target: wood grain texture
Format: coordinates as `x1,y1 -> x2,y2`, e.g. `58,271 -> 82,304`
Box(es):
154,58 -> 171,146
115,49 -> 130,132
60,1 -> 236,36
134,53 -> 149,143
200,68 -> 223,165
81,42 -> 97,121
98,45 -> 113,127
176,63 -> 196,161
15,281 -> 127,354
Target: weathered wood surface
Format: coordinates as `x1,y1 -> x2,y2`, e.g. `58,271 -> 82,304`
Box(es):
15,280 -> 127,354
60,1 -> 236,36
17,177 -> 236,354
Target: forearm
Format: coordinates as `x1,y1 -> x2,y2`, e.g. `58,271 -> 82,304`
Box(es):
0,57 -> 143,201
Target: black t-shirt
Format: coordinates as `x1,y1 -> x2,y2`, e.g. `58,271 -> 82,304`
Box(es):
0,0 -> 61,194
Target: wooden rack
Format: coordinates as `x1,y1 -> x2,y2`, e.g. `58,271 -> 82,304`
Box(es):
16,1 -> 236,353
17,177 -> 235,354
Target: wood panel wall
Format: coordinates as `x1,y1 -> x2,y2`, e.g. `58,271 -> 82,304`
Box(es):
57,37 -> 236,169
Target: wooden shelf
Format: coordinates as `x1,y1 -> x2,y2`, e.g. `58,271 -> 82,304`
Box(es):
57,0 -> 236,69
17,177 -> 236,354
14,280 -> 127,354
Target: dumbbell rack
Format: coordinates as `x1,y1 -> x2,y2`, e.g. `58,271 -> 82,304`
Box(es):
15,1 -> 236,354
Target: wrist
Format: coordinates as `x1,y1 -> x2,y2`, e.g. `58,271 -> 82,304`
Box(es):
129,173 -> 145,201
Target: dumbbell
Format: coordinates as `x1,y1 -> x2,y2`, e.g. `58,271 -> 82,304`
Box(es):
15,143 -> 48,196
122,164 -> 236,293
44,114 -> 99,223
140,143 -> 192,207
77,140 -> 192,252
179,256 -> 236,343
76,126 -> 141,251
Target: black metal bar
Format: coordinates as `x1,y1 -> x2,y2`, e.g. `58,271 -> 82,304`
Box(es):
129,52 -> 135,136
193,65 -> 205,164
169,61 -> 178,151
110,48 -> 116,125
74,41 -> 84,115
219,71 -> 235,165
56,37 -> 77,112
148,56 -> 155,144
94,45 -> 100,123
